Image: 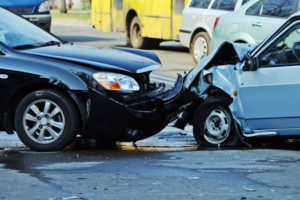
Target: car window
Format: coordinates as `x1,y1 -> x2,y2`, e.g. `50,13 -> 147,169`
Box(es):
246,0 -> 298,18
190,0 -> 211,8
260,25 -> 300,67
211,0 -> 237,11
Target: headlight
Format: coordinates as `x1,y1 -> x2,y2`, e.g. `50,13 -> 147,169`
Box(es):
38,1 -> 50,13
93,72 -> 140,93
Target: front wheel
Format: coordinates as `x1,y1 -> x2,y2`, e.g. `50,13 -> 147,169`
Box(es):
15,90 -> 79,151
193,103 -> 239,147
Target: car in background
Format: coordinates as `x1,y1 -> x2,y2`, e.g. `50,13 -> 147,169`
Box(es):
0,0 -> 51,31
0,7 -> 189,151
178,12 -> 300,147
179,0 -> 251,63
210,0 -> 300,52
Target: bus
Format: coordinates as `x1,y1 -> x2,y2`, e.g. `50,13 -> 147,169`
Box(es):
91,0 -> 190,49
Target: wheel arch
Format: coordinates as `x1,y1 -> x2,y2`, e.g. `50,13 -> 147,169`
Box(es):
8,83 -> 88,133
190,27 -> 211,48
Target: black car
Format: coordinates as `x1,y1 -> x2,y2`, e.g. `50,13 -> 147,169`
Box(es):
0,7 -> 189,151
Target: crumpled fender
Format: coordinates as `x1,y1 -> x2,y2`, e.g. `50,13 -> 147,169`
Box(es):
184,42 -> 254,89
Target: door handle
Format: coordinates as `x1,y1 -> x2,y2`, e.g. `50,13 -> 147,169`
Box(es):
252,22 -> 263,27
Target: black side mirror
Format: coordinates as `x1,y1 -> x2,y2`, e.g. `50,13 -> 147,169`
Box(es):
243,52 -> 257,71
293,42 -> 300,62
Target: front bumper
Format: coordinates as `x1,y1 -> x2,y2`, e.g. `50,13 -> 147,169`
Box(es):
84,75 -> 193,142
23,14 -> 51,31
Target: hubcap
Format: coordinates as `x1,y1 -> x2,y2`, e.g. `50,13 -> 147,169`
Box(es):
193,36 -> 208,62
22,99 -> 65,144
204,108 -> 231,144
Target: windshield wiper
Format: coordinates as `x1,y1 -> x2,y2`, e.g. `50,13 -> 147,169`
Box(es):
12,44 -> 39,50
39,41 -> 61,47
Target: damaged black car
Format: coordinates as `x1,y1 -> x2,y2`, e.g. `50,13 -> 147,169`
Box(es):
0,7 -> 192,151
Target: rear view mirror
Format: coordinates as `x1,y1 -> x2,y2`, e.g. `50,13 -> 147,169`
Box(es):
243,52 -> 257,71
292,42 -> 300,62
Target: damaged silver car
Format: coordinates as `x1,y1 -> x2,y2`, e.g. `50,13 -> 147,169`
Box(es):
176,12 -> 300,146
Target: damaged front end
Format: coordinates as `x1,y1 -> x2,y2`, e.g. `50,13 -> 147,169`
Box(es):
174,42 -> 255,145
85,73 -> 196,142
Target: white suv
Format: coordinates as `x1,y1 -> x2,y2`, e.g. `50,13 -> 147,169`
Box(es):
179,0 -> 250,63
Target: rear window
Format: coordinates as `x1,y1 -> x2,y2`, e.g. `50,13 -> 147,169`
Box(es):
246,0 -> 298,18
211,0 -> 237,11
190,0 -> 211,8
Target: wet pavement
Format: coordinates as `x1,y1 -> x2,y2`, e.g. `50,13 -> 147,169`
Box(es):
1,126 -> 300,200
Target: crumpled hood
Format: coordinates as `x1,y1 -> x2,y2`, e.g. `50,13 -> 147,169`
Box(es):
184,42 -> 255,89
22,44 -> 161,74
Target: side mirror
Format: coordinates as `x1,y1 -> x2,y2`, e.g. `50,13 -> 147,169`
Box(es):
293,42 -> 300,62
243,52 -> 257,71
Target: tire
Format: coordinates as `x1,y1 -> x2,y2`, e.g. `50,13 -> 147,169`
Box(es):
193,102 -> 239,147
15,90 -> 79,151
191,32 -> 210,63
129,16 -> 152,49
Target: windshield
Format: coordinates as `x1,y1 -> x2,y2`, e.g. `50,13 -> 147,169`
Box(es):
0,7 -> 61,49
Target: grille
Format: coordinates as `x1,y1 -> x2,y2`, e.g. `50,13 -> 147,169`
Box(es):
6,6 -> 34,15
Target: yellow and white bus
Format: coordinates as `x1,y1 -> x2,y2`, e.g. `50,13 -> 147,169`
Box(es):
91,0 -> 190,49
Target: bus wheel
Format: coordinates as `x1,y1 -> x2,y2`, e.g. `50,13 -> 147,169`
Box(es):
130,16 -> 150,49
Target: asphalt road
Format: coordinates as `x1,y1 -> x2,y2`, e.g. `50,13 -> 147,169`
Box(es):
0,19 -> 299,200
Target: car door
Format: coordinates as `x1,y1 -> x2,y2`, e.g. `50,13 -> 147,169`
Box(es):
239,23 -> 300,134
244,0 -> 298,44
0,46 -> 13,131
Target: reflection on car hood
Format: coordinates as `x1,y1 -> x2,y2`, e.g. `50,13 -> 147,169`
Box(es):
22,44 -> 161,74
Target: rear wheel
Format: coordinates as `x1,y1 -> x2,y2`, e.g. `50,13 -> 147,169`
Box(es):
15,90 -> 79,151
130,16 -> 154,49
193,102 -> 239,146
191,32 -> 210,63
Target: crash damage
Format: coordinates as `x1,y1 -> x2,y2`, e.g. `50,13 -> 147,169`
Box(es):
174,42 -> 256,145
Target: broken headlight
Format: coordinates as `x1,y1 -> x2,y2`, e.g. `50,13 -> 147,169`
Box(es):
93,72 -> 140,93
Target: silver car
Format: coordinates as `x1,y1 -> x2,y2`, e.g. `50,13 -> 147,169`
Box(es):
179,0 -> 250,63
210,0 -> 300,52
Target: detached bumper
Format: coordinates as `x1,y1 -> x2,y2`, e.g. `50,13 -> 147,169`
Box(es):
85,75 -> 192,142
23,14 -> 51,31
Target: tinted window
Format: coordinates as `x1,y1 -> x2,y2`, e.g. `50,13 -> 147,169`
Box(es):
175,0 -> 185,14
246,0 -> 298,18
211,0 -> 236,11
190,0 -> 211,8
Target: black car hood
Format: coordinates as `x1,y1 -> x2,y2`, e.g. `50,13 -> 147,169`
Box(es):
22,44 -> 161,74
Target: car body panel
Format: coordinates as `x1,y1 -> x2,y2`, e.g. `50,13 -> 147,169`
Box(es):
22,44 -> 162,74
